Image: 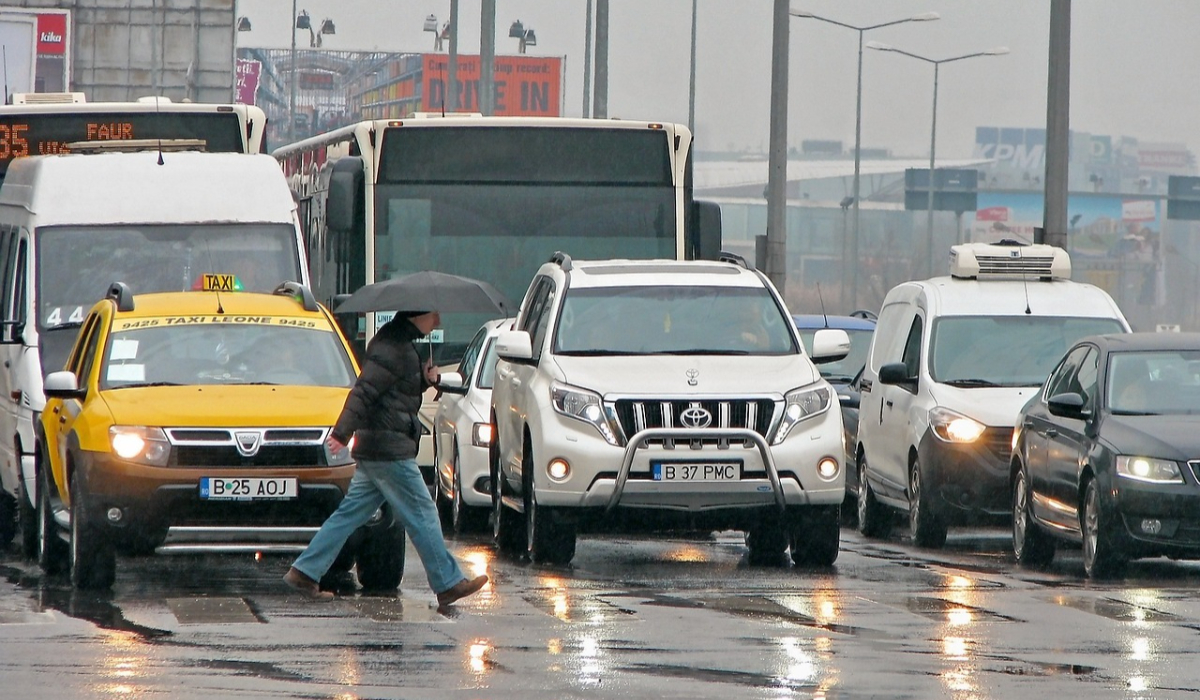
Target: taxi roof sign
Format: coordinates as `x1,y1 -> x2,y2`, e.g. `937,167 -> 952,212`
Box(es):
194,274 -> 243,292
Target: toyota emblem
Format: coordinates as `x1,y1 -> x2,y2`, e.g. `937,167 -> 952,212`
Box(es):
679,404 -> 713,429
686,368 -> 699,386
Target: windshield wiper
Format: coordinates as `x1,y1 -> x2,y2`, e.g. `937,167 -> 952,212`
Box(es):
111,381 -> 183,389
660,349 -> 752,356
46,322 -> 84,331
942,378 -> 1001,388
1111,409 -> 1160,416
557,349 -> 646,356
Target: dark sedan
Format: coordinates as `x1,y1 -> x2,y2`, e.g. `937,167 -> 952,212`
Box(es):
1011,332 -> 1200,578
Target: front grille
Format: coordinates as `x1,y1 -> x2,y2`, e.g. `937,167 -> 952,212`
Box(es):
163,427 -> 329,468
974,254 -> 1056,277
612,398 -> 776,445
981,427 -> 1013,464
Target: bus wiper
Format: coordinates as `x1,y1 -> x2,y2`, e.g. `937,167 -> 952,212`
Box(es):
47,321 -> 84,331
942,378 -> 1001,387
112,381 -> 183,389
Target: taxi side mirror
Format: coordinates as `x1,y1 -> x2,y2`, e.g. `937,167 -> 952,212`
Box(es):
44,370 -> 85,400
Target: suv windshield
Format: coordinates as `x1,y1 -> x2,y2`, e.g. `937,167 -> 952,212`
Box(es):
930,316 -> 1125,387
555,286 -> 797,356
100,321 -> 356,389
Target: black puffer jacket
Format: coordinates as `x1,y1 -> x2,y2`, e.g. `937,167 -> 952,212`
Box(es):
331,317 -> 432,460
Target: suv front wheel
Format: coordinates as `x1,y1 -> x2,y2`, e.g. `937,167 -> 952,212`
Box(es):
491,435 -> 525,556
523,439 -> 576,565
790,505 -> 840,566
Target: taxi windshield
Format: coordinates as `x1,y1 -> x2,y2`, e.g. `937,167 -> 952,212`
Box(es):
99,321 -> 356,389
36,223 -> 302,332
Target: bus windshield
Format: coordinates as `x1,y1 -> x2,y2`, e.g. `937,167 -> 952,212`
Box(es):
374,126 -> 678,363
36,223 -> 304,332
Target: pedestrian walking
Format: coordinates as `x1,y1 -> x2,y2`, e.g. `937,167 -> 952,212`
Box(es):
284,310 -> 488,606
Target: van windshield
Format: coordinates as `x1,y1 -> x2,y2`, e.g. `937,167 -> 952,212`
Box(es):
554,286 -> 798,356
36,224 -> 302,332
930,316 -> 1125,387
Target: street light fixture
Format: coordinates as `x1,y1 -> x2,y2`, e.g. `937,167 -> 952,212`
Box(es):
425,14 -> 450,51
289,4 -> 338,143
236,16 -> 252,32
791,10 -> 937,308
867,40 -> 1010,277
509,19 -> 536,54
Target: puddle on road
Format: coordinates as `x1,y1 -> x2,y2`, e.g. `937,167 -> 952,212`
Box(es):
903,596 -> 1020,623
349,596 -> 446,623
623,662 -> 819,691
185,658 -> 309,683
166,597 -> 263,624
1047,594 -> 1178,622
645,591 -> 901,641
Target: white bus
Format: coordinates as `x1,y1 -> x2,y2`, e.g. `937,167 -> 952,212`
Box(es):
273,116 -> 722,479
0,94 -> 269,186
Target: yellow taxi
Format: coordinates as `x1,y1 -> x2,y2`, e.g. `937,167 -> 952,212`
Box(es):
36,276 -> 404,590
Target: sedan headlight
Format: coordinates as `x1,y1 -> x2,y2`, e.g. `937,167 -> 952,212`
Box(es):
551,382 -> 619,446
1116,455 -> 1183,484
772,385 -> 832,445
109,426 -> 170,466
929,407 -> 986,443
325,432 -> 355,466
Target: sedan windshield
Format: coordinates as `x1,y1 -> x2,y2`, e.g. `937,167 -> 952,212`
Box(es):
931,316 -> 1125,387
555,286 -> 797,356
100,322 -> 356,389
1108,350 -> 1200,415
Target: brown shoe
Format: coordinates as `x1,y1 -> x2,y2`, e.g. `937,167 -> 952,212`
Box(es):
284,567 -> 334,601
436,574 -> 488,607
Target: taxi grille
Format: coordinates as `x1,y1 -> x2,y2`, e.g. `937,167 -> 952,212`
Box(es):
612,398 -> 776,445
164,428 -> 328,468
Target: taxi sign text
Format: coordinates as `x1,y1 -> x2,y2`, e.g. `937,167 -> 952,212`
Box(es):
200,274 -> 238,292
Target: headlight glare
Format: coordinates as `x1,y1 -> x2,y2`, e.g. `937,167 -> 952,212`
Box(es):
552,382 -> 619,445
929,407 -> 986,443
109,426 -> 170,466
772,384 -> 832,445
1116,455 -> 1183,484
472,422 -> 494,447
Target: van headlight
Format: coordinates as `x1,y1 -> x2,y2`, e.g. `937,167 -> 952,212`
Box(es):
772,385 -> 831,445
1116,456 -> 1183,484
109,426 -> 170,466
551,382 -> 619,446
929,407 -> 986,443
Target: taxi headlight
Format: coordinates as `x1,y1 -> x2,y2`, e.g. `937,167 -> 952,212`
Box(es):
109,426 -> 170,466
551,382 -> 619,446
1116,455 -> 1183,484
929,407 -> 986,443
325,432 -> 355,466
772,385 -> 832,445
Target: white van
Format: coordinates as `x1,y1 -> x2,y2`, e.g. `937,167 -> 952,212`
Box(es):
0,150 -> 309,554
854,241 -> 1130,547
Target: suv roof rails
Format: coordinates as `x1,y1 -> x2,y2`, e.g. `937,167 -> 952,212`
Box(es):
549,251 -> 573,271
717,250 -> 751,269
106,282 -> 135,312
273,281 -> 320,312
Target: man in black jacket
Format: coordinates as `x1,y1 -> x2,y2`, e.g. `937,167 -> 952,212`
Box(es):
284,311 -> 488,606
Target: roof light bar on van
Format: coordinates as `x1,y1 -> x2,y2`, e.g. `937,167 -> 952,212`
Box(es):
948,241 -> 1070,281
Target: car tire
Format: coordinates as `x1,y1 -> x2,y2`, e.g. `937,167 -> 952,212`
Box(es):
355,507 -> 405,591
37,467 -> 66,575
1082,478 -> 1127,579
451,443 -> 488,534
0,490 -> 16,549
856,451 -> 891,539
18,469 -> 37,559
1012,464 -> 1055,567
790,505 -> 840,567
68,475 -> 116,590
747,512 -> 790,565
491,438 -> 524,556
909,456 -> 947,549
523,440 -> 575,565
434,438 -> 454,531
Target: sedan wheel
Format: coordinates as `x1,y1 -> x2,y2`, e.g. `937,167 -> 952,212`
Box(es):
1011,465 -> 1055,567
451,445 -> 488,534
1082,478 -> 1127,579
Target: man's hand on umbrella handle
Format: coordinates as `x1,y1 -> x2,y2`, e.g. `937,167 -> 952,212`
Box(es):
327,435 -> 346,453
423,358 -> 440,385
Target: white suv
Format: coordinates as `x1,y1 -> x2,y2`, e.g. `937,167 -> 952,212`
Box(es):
490,253 -> 850,566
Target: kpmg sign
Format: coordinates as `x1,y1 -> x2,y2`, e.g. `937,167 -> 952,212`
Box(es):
974,127 -> 1046,170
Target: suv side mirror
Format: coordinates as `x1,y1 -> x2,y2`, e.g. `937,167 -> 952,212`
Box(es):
878,362 -> 915,387
495,330 -> 533,362
810,328 -> 851,363
44,370 -> 84,400
1046,392 -> 1088,419
438,370 -> 467,395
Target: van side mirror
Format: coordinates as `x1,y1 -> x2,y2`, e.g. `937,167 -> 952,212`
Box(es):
44,370 -> 84,400
438,371 -> 467,395
1046,392 -> 1088,419
810,328 -> 851,364
878,362 -> 915,387
495,330 -> 533,363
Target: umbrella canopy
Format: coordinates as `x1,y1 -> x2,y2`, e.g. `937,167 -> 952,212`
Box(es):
335,270 -> 513,316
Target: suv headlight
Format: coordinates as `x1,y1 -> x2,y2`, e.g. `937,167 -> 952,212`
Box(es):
325,432 -> 355,466
109,426 -> 170,466
1116,455 -> 1183,484
929,407 -> 986,443
551,382 -> 619,446
772,385 -> 831,445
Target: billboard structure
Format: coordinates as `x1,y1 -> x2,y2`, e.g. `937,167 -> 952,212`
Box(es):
236,48 -> 563,146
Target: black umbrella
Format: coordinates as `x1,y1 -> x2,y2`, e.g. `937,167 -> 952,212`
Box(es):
335,270 -> 513,316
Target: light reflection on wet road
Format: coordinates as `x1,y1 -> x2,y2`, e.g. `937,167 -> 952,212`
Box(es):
5,527 -> 1200,698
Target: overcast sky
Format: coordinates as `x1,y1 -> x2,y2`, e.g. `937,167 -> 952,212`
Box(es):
236,0 -> 1200,159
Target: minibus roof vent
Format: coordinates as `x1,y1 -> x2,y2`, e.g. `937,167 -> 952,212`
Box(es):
948,241 -> 1071,281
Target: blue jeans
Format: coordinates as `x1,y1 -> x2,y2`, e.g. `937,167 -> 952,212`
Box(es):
291,457 -> 466,594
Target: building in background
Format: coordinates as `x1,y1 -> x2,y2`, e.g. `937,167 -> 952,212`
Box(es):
236,48 -> 563,146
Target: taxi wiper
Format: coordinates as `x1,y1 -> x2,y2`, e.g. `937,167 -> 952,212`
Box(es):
112,381 -> 183,389
942,378 -> 1001,387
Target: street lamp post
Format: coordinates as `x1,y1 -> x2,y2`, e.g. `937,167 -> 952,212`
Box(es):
289,0 -> 298,143
790,10 -> 938,309
868,41 -> 1009,277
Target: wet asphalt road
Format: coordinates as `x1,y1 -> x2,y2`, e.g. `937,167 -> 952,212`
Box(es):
3,525 -> 1200,699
